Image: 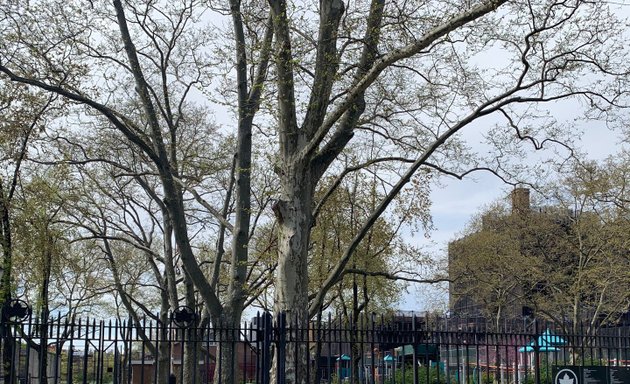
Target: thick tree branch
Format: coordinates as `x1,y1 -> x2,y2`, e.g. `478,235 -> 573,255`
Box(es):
269,0 -> 299,158
113,0 -> 171,168
113,0 -> 224,320
308,86 -> 535,317
311,0 -> 385,178
225,0 -> 258,317
342,269 -> 451,285
0,65 -> 160,165
304,0 -> 508,167
230,0 -> 250,121
247,14 -> 274,113
302,0 -> 345,139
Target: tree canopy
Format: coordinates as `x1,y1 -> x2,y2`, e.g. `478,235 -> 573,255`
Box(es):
450,174 -> 630,332
2,0 -> 630,382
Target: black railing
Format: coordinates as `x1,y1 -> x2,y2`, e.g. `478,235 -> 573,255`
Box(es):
1,311 -> 629,384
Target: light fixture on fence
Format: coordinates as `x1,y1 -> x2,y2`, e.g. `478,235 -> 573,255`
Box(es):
171,306 -> 197,328
1,299 -> 32,323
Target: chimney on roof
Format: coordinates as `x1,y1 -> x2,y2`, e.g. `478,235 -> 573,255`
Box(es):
511,187 -> 530,215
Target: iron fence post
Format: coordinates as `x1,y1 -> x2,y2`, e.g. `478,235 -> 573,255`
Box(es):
260,312 -> 272,384
534,319 -> 540,384
276,312 -> 286,384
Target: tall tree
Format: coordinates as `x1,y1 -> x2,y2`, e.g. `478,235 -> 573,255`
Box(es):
532,162 -> 630,333
0,80 -> 56,383
2,1 -> 630,383
448,204 -> 534,327
450,178 -> 630,334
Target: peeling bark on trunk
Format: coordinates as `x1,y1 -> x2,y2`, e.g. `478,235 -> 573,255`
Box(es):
274,200 -> 312,320
272,164 -> 314,384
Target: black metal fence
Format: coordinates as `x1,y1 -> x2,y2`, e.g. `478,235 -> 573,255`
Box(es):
2,311 -> 630,384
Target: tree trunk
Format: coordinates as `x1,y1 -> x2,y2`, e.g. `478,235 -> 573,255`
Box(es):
312,312 -> 324,384
181,271 -> 198,383
272,165 -> 315,384
157,340 -> 170,384
38,242 -> 52,384
0,183 -> 15,384
351,343 -> 361,384
218,339 -> 237,384
0,327 -> 14,384
183,331 -> 198,384
157,305 -> 170,384
216,309 -> 243,384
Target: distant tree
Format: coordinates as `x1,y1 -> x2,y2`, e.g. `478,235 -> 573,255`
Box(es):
0,80 -> 58,383
311,176 -> 400,316
12,172 -> 68,384
449,204 -> 535,327
531,163 -> 630,333
9,167 -> 110,384
450,176 -> 630,334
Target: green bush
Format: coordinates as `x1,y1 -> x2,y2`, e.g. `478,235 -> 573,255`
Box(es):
479,372 -> 496,384
520,363 -> 552,384
391,365 -> 454,384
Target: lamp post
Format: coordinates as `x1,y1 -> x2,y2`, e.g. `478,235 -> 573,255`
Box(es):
170,306 -> 197,383
1,299 -> 32,384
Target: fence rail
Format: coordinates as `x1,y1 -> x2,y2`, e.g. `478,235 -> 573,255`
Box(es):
1,312 -> 629,384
